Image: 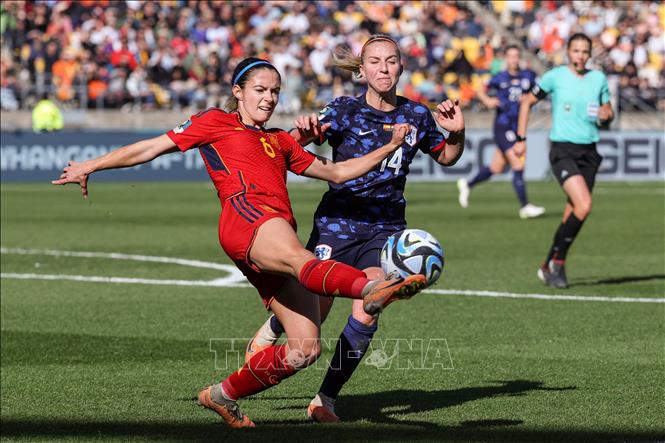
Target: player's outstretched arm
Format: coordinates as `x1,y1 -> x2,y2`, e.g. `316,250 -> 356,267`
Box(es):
514,92 -> 539,157
51,134 -> 179,198
476,86 -> 500,110
289,113 -> 331,146
302,123 -> 409,184
433,99 -> 465,166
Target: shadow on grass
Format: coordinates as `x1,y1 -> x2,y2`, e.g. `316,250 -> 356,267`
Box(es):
3,380 -> 662,442
572,274 -> 665,287
275,380 -> 574,426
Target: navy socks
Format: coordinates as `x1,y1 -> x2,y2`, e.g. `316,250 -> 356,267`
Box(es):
319,315 -> 377,399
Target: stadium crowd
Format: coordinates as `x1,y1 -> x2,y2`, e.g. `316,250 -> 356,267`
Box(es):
1,0 -> 663,113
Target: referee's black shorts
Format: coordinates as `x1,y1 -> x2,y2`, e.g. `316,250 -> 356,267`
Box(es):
549,141 -> 603,190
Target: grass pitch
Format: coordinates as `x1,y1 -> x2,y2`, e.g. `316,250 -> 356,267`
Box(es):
1,180 -> 664,442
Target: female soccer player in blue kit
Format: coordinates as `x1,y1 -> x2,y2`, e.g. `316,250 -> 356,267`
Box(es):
457,45 -> 545,219
246,35 -> 466,422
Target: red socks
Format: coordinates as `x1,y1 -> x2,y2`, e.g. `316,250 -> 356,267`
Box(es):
219,261 -> 371,401
221,344 -> 297,401
298,259 -> 369,299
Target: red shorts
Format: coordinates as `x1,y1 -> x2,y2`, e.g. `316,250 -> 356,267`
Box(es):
218,193 -> 297,309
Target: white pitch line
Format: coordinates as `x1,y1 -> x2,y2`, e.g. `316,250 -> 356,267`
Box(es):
0,273 -> 251,288
1,247 -> 235,271
2,247 -> 663,303
0,246 -> 247,286
425,288 -> 665,304
2,272 -> 662,303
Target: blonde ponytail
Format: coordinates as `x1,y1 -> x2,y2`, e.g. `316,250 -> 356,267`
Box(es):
333,45 -> 362,76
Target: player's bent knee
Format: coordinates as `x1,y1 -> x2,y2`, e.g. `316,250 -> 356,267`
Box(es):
490,164 -> 505,174
575,199 -> 592,219
286,341 -> 321,369
283,249 -> 317,277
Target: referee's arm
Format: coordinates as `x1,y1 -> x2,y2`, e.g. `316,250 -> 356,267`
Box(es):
514,89 -> 545,156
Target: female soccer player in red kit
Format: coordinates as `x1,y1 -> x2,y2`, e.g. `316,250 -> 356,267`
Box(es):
52,57 -> 427,428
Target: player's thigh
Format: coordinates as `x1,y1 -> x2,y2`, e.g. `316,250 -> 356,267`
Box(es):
489,148 -> 507,173
250,217 -> 315,276
562,175 -> 592,214
271,277 -> 321,360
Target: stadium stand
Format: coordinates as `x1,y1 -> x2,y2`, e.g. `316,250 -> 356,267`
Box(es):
0,0 -> 663,114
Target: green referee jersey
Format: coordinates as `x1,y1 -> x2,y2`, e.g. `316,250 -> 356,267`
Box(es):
534,65 -> 610,144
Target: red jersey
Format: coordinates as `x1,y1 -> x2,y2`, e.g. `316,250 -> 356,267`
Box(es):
166,109 -> 316,205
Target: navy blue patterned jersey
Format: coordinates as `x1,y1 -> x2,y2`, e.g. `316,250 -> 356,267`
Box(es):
313,94 -> 446,239
487,70 -> 536,128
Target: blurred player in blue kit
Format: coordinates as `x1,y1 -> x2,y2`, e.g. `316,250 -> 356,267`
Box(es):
457,45 -> 545,219
246,34 -> 466,422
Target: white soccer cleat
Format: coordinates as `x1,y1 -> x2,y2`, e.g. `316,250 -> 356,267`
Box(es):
457,178 -> 470,208
519,203 -> 546,219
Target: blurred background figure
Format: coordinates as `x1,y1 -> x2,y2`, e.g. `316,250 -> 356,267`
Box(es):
457,45 -> 545,219
31,92 -> 63,132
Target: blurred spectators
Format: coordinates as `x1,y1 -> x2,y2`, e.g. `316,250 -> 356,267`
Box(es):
499,0 -> 665,111
0,0 -> 663,113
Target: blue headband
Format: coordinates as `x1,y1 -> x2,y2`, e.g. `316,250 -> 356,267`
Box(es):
232,61 -> 274,85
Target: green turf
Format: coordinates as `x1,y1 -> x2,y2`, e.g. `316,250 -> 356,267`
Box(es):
1,181 -> 664,442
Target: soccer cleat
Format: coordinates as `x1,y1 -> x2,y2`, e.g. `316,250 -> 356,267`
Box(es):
537,260 -> 569,289
547,260 -> 569,288
307,393 -> 340,423
197,385 -> 255,428
457,178 -> 470,208
245,316 -> 280,364
362,274 -> 427,315
519,203 -> 546,219
307,403 -> 340,423
537,264 -> 551,285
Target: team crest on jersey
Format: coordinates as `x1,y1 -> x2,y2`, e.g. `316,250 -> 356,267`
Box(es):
405,126 -> 418,147
173,119 -> 192,134
268,134 -> 281,149
314,244 -> 332,260
521,78 -> 531,90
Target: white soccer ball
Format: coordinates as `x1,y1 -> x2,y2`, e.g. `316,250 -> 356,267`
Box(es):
380,229 -> 444,287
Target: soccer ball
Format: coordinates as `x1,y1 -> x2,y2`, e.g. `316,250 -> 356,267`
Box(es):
380,229 -> 444,287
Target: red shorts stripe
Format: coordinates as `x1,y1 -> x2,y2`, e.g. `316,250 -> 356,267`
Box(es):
230,197 -> 258,223
236,195 -> 263,219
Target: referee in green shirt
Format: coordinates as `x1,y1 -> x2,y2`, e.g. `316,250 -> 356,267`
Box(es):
515,33 -> 614,288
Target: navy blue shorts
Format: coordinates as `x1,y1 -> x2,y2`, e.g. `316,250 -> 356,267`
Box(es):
306,227 -> 395,270
493,125 -> 518,152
